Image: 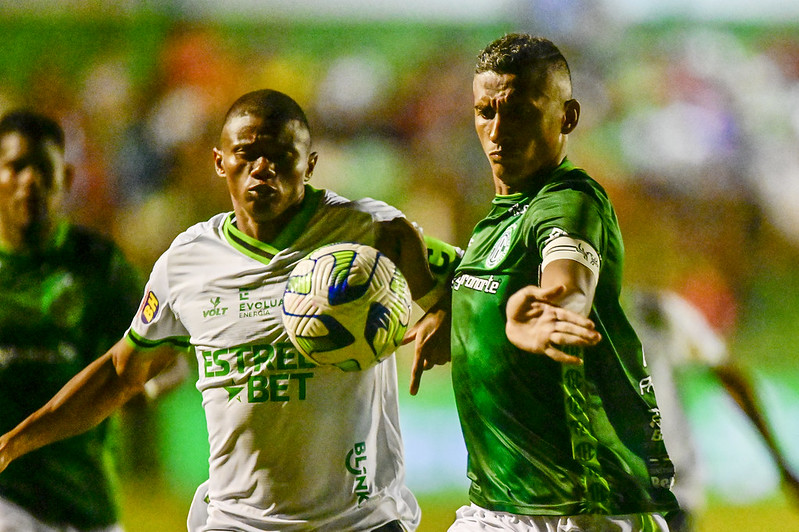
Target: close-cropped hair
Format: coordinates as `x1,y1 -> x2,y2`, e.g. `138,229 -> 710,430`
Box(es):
223,89 -> 310,133
0,109 -> 65,149
476,33 -> 572,89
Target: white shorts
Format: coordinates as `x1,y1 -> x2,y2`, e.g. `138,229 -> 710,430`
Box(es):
0,495 -> 124,532
447,503 -> 669,532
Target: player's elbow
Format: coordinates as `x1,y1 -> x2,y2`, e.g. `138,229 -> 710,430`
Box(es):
109,342 -> 162,397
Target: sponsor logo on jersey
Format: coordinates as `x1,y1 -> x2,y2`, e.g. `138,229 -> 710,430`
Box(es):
346,441 -> 371,504
140,291 -> 159,324
639,376 -> 655,396
452,273 -> 501,294
485,224 -> 516,268
202,296 -> 229,318
648,407 -> 663,442
238,288 -> 281,318
200,342 -> 316,404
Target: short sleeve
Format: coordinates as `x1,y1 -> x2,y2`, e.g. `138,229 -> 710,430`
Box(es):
127,251 -> 190,349
528,188 -> 606,257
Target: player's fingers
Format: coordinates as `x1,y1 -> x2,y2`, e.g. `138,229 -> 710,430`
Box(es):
516,284 -> 566,301
554,323 -> 601,344
549,307 -> 595,329
401,323 -> 420,345
544,346 -> 583,365
409,354 -> 424,396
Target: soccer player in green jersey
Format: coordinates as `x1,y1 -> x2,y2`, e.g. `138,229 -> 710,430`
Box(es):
0,91 -> 453,531
446,34 -> 680,531
0,110 -> 141,531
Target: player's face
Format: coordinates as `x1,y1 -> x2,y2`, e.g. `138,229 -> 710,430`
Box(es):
473,69 -> 577,192
0,132 -> 67,237
214,113 -> 317,233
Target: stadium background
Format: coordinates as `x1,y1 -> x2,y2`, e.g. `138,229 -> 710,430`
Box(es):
1,0 -> 799,530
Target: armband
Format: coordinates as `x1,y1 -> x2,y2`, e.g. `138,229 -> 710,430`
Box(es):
541,235 -> 600,285
416,235 -> 463,311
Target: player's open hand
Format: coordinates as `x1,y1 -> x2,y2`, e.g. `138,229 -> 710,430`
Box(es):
402,306 -> 451,396
505,285 -> 601,364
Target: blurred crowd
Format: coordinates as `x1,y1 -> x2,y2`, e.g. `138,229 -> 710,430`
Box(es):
2,6 -> 799,517
1,10 -> 798,361
0,14 -> 797,360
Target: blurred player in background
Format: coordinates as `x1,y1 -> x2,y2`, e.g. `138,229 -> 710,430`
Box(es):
0,89 -> 455,531
0,110 -> 142,531
445,34 -> 680,531
626,288 -> 799,531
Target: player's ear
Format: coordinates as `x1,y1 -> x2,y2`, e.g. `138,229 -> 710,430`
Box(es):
562,99 -> 580,134
213,148 -> 226,178
304,152 -> 318,182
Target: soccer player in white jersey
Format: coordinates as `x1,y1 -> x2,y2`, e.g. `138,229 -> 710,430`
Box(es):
0,89 -> 453,532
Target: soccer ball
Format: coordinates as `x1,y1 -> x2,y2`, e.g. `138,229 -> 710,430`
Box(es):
282,242 -> 412,371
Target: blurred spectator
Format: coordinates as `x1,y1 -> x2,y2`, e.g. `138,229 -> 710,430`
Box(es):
626,289 -> 799,531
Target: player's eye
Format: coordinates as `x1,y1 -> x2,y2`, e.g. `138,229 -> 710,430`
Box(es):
475,106 -> 495,120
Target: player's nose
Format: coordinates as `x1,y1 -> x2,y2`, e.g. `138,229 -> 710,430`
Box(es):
250,156 -> 276,180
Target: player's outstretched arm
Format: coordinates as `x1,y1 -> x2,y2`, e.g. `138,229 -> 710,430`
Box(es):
711,364 -> 799,505
0,338 -> 177,474
506,278 -> 601,365
403,297 -> 451,396
375,218 -> 456,394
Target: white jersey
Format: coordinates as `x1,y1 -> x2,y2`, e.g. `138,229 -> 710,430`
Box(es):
626,289 -> 728,515
128,187 -> 421,532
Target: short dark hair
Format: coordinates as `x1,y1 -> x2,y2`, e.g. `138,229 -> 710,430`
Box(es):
0,109 -> 65,149
223,89 -> 310,134
476,34 -> 572,93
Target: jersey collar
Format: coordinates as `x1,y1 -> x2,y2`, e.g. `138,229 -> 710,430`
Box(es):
223,185 -> 323,264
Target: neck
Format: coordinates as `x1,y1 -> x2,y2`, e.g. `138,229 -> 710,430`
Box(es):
0,220 -> 51,254
493,156 -> 567,196
233,203 -> 304,244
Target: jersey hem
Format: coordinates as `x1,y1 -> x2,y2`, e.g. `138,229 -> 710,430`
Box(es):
126,329 -> 191,350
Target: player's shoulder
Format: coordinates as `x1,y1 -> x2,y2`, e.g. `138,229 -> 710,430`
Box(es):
544,165 -> 606,196
167,212 -> 229,251
535,164 -> 613,218
318,188 -> 404,222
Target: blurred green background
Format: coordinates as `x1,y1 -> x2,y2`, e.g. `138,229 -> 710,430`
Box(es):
2,1 -> 799,530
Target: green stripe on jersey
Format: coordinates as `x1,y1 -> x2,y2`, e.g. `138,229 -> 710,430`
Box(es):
126,329 -> 191,350
222,186 -> 324,264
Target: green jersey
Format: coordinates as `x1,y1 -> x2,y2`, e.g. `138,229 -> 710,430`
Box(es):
0,222 -> 141,528
451,160 -> 678,516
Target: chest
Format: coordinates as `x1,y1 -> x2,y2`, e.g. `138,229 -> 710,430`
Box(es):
460,210 -> 539,281
0,260 -> 91,334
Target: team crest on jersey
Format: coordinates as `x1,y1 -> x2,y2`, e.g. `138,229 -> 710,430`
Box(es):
486,224 -> 516,268
140,291 -> 159,324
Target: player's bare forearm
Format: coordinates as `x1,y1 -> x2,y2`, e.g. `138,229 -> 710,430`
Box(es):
0,339 -> 176,473
505,284 -> 600,365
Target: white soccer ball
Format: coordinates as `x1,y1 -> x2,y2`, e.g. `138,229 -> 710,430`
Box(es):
282,242 -> 412,371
